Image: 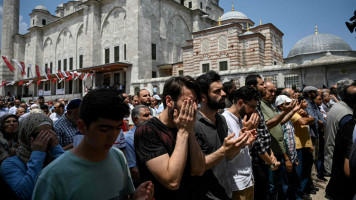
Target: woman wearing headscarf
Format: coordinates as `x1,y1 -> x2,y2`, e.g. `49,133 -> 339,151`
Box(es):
0,112 -> 64,200
0,114 -> 19,164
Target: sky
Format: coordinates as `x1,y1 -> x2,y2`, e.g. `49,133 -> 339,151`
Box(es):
0,0 -> 355,58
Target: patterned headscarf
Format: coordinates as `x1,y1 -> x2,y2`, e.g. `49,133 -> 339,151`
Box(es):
16,112 -> 53,164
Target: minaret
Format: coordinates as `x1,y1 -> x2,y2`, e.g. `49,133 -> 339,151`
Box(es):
315,24 -> 318,35
0,0 -> 19,91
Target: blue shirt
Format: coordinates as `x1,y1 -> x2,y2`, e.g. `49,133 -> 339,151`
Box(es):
0,145 -> 64,200
124,126 -> 136,168
54,114 -> 78,147
0,107 -> 9,117
305,99 -> 325,137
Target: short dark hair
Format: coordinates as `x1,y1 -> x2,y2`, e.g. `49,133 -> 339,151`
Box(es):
233,86 -> 260,104
40,104 -> 49,110
80,88 -> 130,127
57,103 -> 65,108
38,96 -> 44,100
223,80 -> 236,101
196,70 -> 221,97
245,74 -> 262,87
343,81 -> 356,108
162,76 -> 201,108
137,89 -> 149,98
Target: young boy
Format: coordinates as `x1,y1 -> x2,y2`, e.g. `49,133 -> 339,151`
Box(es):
32,88 -> 153,200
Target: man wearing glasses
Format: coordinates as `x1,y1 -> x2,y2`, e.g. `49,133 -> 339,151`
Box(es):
49,102 -> 64,123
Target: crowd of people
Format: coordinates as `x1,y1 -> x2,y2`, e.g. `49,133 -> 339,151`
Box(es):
0,70 -> 355,200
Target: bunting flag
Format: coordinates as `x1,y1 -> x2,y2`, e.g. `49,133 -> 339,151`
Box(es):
35,65 -> 41,77
47,67 -> 51,78
26,80 -> 33,88
28,64 -> 33,78
52,78 -> 57,83
37,79 -> 41,86
59,78 -> 64,83
2,56 -> 15,72
42,66 -> 49,80
80,73 -> 85,80
58,70 -> 64,79
6,81 -> 15,86
65,71 -> 73,82
18,80 -> 24,86
12,59 -> 25,76
61,70 -> 68,78
83,73 -> 89,81
0,81 -> 6,88
20,62 -> 26,76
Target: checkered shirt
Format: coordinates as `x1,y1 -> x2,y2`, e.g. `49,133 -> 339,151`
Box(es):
250,101 -> 271,165
54,114 -> 78,147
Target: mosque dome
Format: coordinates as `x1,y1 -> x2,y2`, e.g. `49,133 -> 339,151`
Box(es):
34,5 -> 48,11
221,10 -> 248,21
287,33 -> 352,58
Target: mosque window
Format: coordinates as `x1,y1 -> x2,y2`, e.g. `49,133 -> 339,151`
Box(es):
45,64 -> 48,75
219,61 -> 228,71
284,74 -> 300,89
152,44 -> 157,60
218,35 -> 228,51
58,60 -> 61,71
69,57 -> 73,70
202,63 -> 210,73
105,48 -> 110,64
200,2 -> 203,9
27,67 -> 30,78
64,59 -> 67,71
79,55 -> 83,68
50,62 -> 53,73
264,76 -> 278,85
33,19 -> 35,25
42,19 -> 46,26
152,71 -> 157,78
180,0 -> 185,5
114,46 -> 120,62
243,41 -> 249,49
189,2 -> 192,8
201,38 -> 210,53
124,44 -> 127,60
179,70 -> 184,75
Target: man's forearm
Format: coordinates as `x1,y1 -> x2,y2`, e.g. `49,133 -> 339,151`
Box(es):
259,152 -> 273,165
266,111 -> 287,129
280,110 -> 297,125
204,147 -> 226,171
188,132 -> 205,176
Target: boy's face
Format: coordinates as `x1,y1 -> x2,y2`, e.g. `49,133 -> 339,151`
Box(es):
78,118 -> 123,152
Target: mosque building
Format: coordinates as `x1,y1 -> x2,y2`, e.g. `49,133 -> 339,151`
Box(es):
1,0 -> 355,99
0,0 -> 223,98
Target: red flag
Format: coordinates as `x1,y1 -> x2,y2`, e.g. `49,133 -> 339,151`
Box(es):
20,62 -> 26,76
65,71 -> 73,81
18,80 -> 24,86
35,65 -> 41,77
37,79 -> 41,86
58,70 -> 64,79
2,56 -> 15,72
52,78 -> 57,83
0,81 -> 6,88
80,73 -> 85,80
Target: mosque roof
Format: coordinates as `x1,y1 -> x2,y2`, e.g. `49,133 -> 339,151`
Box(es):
221,10 -> 248,21
287,33 -> 352,58
34,5 -> 48,11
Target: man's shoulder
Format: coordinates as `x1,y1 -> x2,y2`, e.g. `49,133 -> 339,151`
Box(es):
37,152 -> 71,178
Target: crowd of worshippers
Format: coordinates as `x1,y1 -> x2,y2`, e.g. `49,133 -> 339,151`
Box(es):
0,71 -> 355,200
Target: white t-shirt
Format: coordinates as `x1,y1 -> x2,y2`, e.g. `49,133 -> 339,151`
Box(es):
8,106 -> 17,115
222,109 -> 254,191
49,113 -> 62,123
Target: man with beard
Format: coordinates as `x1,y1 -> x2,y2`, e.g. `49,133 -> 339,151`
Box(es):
8,98 -> 21,115
223,80 -> 237,108
191,71 -> 250,199
134,76 -> 205,199
222,86 -> 259,200
138,89 -> 155,116
261,81 -> 298,199
245,75 -> 279,200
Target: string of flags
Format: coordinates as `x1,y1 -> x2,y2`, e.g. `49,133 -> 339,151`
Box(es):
1,56 -> 95,87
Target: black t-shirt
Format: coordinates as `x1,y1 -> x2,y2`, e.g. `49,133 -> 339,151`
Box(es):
326,118 -> 356,200
188,111 -> 232,200
134,117 -> 191,200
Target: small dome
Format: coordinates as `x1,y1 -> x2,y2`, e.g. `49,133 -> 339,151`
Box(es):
58,4 -> 64,7
288,33 -> 352,58
241,31 -> 254,36
34,5 -> 48,11
221,10 -> 248,21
